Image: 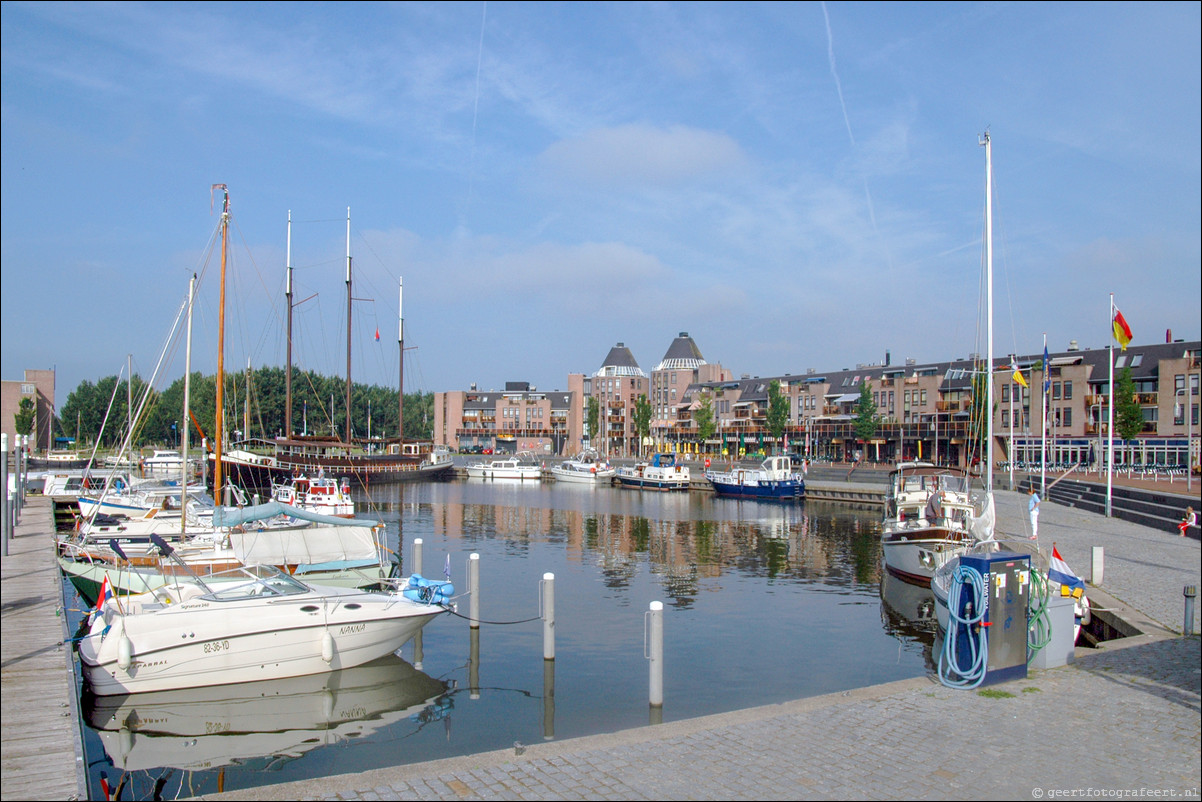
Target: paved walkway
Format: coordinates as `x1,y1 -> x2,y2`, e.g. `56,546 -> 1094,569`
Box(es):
1,497 -> 88,801
194,488 -> 1201,802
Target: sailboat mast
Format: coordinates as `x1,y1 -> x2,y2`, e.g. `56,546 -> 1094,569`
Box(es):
181,272 -> 195,535
981,131 -> 994,493
285,210 -> 293,437
403,277 -> 408,444
213,183 -> 229,504
345,207 -> 353,445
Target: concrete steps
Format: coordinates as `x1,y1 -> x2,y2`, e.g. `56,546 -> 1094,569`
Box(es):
1021,475 -> 1199,536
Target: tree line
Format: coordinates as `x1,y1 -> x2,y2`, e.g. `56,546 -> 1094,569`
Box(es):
56,366 -> 433,449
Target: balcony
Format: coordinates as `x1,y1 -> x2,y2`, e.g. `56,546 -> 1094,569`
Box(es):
1137,393 -> 1158,405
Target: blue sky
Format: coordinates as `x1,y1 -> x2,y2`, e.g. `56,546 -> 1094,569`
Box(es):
3,2 -> 1199,410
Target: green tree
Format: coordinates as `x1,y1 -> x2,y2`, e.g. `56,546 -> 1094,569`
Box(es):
586,396 -> 599,441
853,382 -> 879,445
968,367 -> 990,459
766,380 -> 789,450
633,394 -> 653,456
693,391 -> 716,445
14,397 -> 35,436
1114,366 -> 1144,441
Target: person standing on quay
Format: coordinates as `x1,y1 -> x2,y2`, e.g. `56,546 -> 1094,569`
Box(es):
1028,488 -> 1041,539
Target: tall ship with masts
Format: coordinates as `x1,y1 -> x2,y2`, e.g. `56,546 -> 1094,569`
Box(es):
210,208 -> 453,491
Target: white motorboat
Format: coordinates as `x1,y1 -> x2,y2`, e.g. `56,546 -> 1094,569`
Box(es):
78,560 -> 453,695
549,451 -> 615,485
465,456 -> 543,481
272,474 -> 355,516
614,452 -> 691,491
879,463 -> 994,586
706,455 -> 805,500
140,450 -> 186,477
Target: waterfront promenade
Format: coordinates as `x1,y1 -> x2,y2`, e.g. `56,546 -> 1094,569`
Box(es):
195,487 -> 1200,802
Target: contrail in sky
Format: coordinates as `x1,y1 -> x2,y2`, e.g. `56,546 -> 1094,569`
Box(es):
822,1 -> 855,147
460,1 -> 488,235
822,2 -> 885,255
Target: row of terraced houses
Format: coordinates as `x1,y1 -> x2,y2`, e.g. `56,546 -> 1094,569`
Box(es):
433,332 -> 1201,472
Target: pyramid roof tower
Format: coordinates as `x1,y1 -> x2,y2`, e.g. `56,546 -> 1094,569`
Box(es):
655,332 -> 706,372
596,343 -> 647,378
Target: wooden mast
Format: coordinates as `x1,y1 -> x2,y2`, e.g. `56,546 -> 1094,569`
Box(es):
212,183 -> 229,504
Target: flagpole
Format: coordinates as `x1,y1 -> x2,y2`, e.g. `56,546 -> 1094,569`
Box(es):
1008,376 -> 1015,488
1106,293 -> 1115,518
1041,332 -> 1047,495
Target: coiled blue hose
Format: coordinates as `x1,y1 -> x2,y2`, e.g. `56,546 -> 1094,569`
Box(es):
938,564 -> 988,689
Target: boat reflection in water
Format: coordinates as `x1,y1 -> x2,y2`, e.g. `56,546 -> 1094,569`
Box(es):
878,567 -> 939,673
83,655 -> 448,790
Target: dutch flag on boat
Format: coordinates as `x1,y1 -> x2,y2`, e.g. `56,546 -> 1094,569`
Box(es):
92,575 -> 113,617
1049,545 -> 1086,598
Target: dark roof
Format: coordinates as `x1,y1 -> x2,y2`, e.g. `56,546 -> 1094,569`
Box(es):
659,332 -> 705,364
599,343 -> 641,371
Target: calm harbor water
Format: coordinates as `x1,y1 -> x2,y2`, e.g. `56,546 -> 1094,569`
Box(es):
69,479 -> 938,799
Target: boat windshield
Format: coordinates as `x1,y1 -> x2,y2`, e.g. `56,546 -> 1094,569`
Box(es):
204,564 -> 310,601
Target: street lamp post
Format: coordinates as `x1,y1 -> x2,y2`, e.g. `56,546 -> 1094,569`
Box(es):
1177,384 -> 1193,493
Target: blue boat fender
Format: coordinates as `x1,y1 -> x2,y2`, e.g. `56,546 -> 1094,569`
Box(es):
403,573 -> 455,604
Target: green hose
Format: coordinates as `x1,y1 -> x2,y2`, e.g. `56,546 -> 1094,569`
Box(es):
1027,566 -> 1051,660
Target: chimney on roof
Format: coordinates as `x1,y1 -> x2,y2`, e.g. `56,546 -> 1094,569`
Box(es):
1068,340 -> 1079,352
885,349 -> 891,366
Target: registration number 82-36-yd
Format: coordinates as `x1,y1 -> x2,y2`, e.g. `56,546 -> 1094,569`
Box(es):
203,640 -> 231,654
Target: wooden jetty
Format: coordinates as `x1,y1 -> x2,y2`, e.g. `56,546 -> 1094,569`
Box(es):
1,495 -> 87,801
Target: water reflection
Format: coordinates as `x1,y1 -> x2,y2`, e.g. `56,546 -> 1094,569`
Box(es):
878,569 -> 939,672
83,656 -> 447,781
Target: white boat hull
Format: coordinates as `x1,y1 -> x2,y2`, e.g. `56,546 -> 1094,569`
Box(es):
550,466 -> 616,485
880,529 -> 973,586
79,584 -> 443,695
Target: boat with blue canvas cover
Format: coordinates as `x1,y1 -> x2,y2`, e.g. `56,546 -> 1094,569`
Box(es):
706,455 -> 805,500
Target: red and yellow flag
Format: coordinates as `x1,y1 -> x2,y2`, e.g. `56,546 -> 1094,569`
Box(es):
1112,307 -> 1133,351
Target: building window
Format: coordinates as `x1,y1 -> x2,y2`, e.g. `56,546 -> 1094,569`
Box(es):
1052,381 -> 1061,400
1062,408 -> 1072,427
1063,381 -> 1072,400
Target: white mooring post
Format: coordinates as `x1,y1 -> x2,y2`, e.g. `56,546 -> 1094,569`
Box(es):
412,537 -> 423,576
1091,546 -> 1104,586
542,572 -> 555,660
647,600 -> 664,709
469,553 -> 480,629
1,433 -> 9,556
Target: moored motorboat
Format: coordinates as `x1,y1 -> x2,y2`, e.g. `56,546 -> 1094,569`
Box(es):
465,455 -> 543,481
879,463 -> 994,586
272,474 -> 356,516
78,559 -> 453,696
706,455 -> 804,500
614,452 -> 690,491
549,451 -> 615,485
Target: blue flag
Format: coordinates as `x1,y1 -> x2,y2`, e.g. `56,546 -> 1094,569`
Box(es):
1042,343 -> 1051,394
